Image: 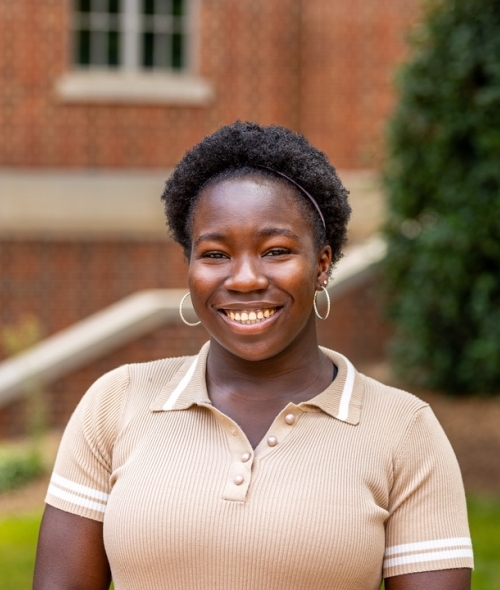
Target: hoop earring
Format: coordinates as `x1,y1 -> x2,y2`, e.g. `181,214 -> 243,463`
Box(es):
179,292 -> 201,326
313,286 -> 331,320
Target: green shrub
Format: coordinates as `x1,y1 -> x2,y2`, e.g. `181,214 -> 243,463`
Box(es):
0,449 -> 44,493
383,0 -> 500,394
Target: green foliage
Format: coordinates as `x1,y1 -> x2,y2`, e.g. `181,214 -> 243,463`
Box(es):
1,315 -> 42,357
0,316 -> 47,496
0,449 -> 44,493
0,315 -> 48,439
383,0 -> 500,394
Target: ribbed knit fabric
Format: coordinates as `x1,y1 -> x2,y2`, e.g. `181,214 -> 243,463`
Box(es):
46,343 -> 473,589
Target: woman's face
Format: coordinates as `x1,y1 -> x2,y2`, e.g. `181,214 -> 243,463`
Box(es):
188,175 -> 332,362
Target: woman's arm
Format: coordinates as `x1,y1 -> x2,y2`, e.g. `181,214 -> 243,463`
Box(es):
385,568 -> 471,590
33,505 -> 111,590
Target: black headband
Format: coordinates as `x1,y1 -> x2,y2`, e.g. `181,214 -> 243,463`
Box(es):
257,165 -> 326,230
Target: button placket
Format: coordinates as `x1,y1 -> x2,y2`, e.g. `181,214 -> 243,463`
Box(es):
207,407 -> 254,502
223,448 -> 254,501
206,402 -> 303,499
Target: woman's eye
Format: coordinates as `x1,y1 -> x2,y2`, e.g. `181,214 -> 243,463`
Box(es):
203,251 -> 227,259
265,248 -> 290,257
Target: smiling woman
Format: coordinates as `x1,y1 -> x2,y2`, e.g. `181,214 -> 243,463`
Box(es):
34,122 -> 473,590
190,178 -> 327,358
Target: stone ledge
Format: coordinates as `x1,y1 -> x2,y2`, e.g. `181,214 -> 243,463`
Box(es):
0,169 -> 170,238
55,70 -> 214,105
0,169 -> 383,242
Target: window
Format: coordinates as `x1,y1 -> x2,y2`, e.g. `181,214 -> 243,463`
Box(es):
73,0 -> 188,71
58,0 -> 212,104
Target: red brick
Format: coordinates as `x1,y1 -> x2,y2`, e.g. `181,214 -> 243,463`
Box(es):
0,0 -> 421,168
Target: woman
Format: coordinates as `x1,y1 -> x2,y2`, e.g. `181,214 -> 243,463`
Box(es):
34,122 -> 473,589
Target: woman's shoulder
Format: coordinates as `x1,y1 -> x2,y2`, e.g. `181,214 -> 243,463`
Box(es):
356,372 -> 446,451
360,373 -> 429,415
127,353 -> 199,382
321,347 -> 429,427
80,352 -> 199,411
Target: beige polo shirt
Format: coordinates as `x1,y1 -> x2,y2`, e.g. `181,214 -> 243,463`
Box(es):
46,343 -> 473,589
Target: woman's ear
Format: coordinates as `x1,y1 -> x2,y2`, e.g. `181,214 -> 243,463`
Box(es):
316,245 -> 332,289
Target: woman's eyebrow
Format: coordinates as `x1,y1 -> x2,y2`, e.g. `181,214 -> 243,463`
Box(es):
194,228 -> 299,248
194,232 -> 226,248
257,228 -> 300,240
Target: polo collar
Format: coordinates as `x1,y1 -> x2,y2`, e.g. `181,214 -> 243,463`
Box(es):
150,343 -> 363,425
302,347 -> 363,425
150,342 -> 212,412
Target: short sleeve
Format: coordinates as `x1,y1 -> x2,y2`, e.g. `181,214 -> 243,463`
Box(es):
383,405 -> 474,578
45,365 -> 129,522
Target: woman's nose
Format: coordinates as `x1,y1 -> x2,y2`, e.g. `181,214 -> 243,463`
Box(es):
224,257 -> 268,292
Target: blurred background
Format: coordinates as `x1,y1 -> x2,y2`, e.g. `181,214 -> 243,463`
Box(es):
0,0 -> 498,588
0,0 -> 416,433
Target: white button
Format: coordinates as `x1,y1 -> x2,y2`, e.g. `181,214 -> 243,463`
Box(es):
267,436 -> 278,447
241,452 -> 251,462
284,413 -> 296,425
234,475 -> 244,485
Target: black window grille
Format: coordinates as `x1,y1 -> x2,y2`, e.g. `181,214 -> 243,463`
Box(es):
73,0 -> 187,71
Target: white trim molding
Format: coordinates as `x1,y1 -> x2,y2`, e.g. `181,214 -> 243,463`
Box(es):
55,70 -> 214,105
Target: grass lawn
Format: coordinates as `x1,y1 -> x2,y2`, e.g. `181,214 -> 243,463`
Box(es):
0,512 -> 41,590
468,496 -> 500,589
0,496 -> 499,589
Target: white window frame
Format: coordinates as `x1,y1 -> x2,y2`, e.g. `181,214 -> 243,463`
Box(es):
56,0 -> 213,106
122,0 -> 142,70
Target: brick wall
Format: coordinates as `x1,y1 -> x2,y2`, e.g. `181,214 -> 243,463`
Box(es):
0,239 -> 187,345
0,0 -> 420,169
0,0 -> 300,168
300,0 -> 421,168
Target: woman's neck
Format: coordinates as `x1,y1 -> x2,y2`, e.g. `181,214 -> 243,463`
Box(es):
206,332 -> 333,405
205,332 -> 335,448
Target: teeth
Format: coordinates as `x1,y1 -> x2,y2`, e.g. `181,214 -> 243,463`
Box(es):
225,308 -> 277,324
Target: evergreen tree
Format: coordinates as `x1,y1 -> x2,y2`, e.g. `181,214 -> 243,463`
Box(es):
383,0 -> 500,394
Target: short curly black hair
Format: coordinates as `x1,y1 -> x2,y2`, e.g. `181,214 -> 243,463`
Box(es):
161,121 -> 351,266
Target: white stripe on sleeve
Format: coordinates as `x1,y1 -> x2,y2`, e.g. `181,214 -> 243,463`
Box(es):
48,484 -> 107,513
51,472 -> 109,502
384,548 -> 473,569
385,536 -> 472,557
